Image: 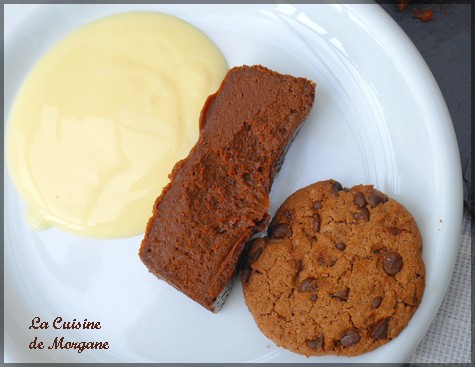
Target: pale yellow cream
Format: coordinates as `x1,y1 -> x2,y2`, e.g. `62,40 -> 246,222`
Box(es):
6,12 -> 227,238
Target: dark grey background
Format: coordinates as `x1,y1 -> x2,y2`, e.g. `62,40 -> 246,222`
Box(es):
379,3 -> 472,213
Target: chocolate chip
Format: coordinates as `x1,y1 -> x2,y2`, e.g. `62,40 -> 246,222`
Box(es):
300,277 -> 318,292
354,192 -> 367,208
306,335 -> 324,350
340,330 -> 360,347
313,214 -> 321,232
268,223 -> 292,239
313,201 -> 323,210
310,294 -> 318,301
387,227 -> 403,235
335,242 -> 346,251
354,207 -> 370,221
369,318 -> 390,339
369,190 -> 388,208
372,296 -> 382,309
248,247 -> 263,263
243,173 -> 251,182
241,262 -> 251,282
331,180 -> 343,194
284,210 -> 294,221
383,252 -> 403,276
332,288 -> 349,301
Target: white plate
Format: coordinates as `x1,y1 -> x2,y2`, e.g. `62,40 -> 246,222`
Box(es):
4,4 -> 463,363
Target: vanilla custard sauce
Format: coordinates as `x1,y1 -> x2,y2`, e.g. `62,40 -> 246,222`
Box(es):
6,12 -> 227,237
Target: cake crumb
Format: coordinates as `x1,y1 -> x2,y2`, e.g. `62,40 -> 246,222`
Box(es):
413,9 -> 433,22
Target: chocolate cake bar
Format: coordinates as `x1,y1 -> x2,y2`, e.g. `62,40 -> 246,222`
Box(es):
139,65 -> 316,311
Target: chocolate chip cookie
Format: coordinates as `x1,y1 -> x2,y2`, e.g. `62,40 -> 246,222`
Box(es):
241,180 -> 425,357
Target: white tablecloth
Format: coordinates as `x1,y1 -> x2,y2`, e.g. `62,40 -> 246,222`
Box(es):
409,210 -> 472,363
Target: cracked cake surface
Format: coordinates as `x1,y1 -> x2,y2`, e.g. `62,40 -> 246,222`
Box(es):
241,179 -> 425,356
